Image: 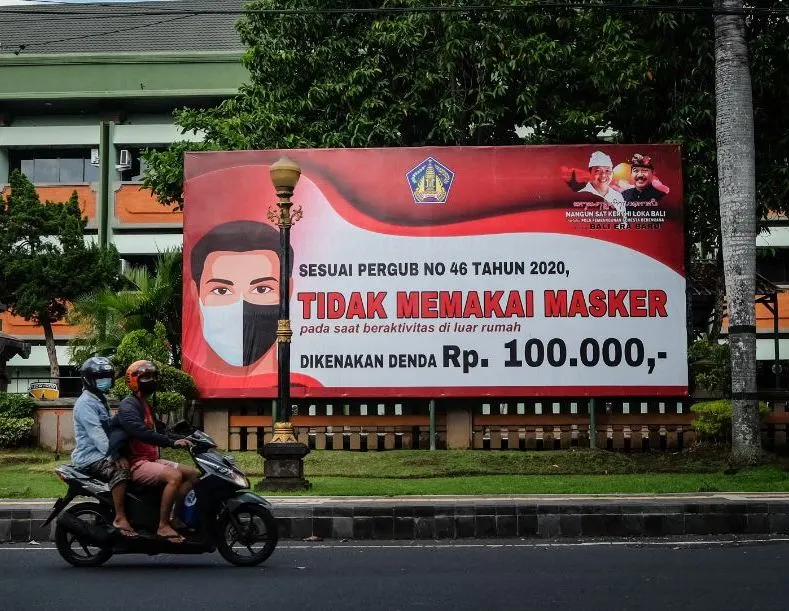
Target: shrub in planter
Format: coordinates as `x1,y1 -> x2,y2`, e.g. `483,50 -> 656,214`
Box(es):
113,323 -> 171,372
0,393 -> 36,448
150,391 -> 185,416
0,393 -> 36,419
0,416 -> 35,448
108,326 -> 198,424
691,399 -> 770,442
688,339 -> 731,396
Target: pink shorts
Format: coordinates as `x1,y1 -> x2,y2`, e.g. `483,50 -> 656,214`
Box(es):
130,459 -> 181,485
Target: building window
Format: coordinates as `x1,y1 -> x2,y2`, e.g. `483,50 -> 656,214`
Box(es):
122,255 -> 158,276
757,251 -> 789,284
9,149 -> 98,184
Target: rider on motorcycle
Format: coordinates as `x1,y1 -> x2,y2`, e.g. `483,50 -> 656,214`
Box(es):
71,356 -> 137,537
108,360 -> 198,543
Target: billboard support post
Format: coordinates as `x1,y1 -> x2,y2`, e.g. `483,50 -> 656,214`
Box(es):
429,399 -> 436,450
589,398 -> 596,450
257,156 -> 310,491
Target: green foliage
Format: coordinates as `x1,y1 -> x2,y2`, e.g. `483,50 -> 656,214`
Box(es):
691,400 -> 770,441
68,247 -> 184,366
142,141 -> 220,210
150,391 -> 185,416
108,324 -> 198,419
143,0 -> 653,208
158,365 -> 197,400
111,362 -> 197,401
113,322 -> 171,372
140,1 -> 789,258
0,417 -> 35,448
688,339 -> 732,396
0,393 -> 36,419
0,171 -> 121,376
110,376 -> 130,400
0,394 -> 37,448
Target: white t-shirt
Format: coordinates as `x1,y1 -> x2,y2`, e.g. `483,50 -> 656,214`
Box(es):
580,182 -> 627,218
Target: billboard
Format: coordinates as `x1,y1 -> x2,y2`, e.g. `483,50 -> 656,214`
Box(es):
182,145 -> 686,399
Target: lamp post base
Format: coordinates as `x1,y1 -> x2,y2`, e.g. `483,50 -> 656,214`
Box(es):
256,422 -> 311,491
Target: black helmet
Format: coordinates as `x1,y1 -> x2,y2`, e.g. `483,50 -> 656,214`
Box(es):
80,356 -> 115,395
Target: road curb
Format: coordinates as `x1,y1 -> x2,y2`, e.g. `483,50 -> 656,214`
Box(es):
3,496 -> 789,542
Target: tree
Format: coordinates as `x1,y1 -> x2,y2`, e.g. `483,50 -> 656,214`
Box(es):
142,2 -> 789,249
68,247 -> 184,367
0,171 -> 121,378
142,0 -> 654,209
714,0 -> 760,465
109,323 -> 198,425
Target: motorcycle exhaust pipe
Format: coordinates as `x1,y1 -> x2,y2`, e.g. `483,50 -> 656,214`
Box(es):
56,512 -> 112,546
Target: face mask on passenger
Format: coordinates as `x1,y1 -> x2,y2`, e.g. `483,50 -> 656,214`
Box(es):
95,378 -> 113,393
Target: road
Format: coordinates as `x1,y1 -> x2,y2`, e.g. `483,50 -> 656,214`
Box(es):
2,538 -> 789,610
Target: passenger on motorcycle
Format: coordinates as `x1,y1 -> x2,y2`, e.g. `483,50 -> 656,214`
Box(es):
71,356 -> 137,537
109,360 -> 198,543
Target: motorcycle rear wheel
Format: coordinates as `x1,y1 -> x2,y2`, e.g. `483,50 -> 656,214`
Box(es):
217,504 -> 278,567
54,502 -> 114,568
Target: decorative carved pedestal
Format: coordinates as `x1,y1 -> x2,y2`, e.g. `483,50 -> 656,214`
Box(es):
255,422 -> 311,491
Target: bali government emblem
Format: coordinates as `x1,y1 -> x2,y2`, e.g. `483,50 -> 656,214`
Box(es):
406,157 -> 455,204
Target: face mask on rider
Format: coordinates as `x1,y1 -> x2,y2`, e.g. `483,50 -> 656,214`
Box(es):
200,299 -> 279,367
137,379 -> 158,395
95,378 -> 113,393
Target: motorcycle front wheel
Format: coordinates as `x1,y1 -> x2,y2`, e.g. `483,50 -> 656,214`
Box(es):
54,502 -> 114,568
216,504 -> 279,567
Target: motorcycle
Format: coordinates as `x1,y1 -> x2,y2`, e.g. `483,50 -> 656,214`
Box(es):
43,423 -> 278,568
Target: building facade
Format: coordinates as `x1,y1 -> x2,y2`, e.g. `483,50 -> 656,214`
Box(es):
0,0 -> 245,390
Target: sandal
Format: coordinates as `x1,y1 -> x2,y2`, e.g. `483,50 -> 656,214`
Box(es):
157,533 -> 185,544
112,523 -> 139,538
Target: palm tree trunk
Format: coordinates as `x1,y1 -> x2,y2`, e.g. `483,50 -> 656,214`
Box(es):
714,0 -> 760,465
41,316 -> 61,379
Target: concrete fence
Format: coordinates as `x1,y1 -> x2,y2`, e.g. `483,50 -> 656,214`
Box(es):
28,397 -> 789,454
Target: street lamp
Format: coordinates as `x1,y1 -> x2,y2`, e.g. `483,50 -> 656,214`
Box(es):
267,156 -> 302,436
257,156 -> 310,491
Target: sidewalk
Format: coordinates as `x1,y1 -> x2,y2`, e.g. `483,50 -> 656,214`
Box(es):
3,493 -> 789,542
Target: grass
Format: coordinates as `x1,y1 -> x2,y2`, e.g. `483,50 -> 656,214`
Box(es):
2,445 -> 789,499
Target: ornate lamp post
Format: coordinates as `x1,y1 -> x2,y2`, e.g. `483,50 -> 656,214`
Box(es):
257,156 -> 311,491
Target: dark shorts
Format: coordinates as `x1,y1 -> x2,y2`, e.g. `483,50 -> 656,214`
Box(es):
85,457 -> 131,490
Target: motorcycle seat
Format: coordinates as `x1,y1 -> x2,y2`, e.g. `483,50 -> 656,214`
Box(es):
59,464 -> 100,481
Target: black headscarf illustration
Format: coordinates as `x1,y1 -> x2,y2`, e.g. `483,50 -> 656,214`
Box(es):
191,220 -> 294,367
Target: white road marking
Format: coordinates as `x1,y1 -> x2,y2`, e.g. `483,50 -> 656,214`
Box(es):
4,491 -> 789,508
2,538 -> 789,552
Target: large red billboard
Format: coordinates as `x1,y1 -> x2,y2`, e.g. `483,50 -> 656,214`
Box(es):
182,145 -> 686,399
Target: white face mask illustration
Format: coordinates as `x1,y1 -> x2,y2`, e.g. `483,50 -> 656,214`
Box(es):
199,298 -> 280,367
200,300 -> 243,367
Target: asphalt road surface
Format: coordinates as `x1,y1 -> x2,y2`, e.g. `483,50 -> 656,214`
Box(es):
2,538 -> 789,611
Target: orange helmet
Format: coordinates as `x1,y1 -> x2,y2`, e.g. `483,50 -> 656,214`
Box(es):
125,360 -> 159,394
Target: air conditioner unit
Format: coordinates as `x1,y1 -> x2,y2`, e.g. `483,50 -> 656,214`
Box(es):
90,148 -> 100,166
116,149 -> 132,171
118,149 -> 131,170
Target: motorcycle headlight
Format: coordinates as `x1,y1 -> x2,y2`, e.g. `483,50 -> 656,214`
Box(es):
231,470 -> 249,488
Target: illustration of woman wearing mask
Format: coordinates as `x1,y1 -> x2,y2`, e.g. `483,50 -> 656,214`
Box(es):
188,220 -> 320,390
